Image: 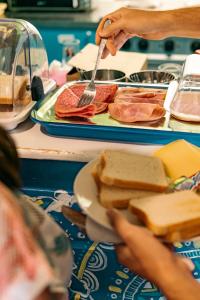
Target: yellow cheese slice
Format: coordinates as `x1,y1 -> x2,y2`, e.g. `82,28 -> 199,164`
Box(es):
154,140 -> 200,180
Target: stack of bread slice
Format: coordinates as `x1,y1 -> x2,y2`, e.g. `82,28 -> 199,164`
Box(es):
92,149 -> 200,242
92,149 -> 168,209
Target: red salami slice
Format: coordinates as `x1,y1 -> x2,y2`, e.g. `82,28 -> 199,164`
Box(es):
70,84 -> 118,103
108,102 -> 165,123
55,87 -> 96,118
55,84 -> 118,119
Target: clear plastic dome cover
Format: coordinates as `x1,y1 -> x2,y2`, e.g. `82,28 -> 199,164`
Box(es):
170,55 -> 200,122
0,18 -> 49,115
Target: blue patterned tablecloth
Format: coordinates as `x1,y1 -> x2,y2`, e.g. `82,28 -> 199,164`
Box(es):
28,190 -> 200,300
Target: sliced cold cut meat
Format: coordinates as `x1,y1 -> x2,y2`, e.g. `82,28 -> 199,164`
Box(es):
108,102 -> 165,123
116,87 -> 166,96
114,87 -> 166,107
55,84 -> 118,119
114,96 -> 165,106
70,84 -> 118,103
55,87 -> 96,119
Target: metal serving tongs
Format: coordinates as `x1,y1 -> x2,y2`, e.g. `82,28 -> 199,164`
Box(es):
77,19 -> 111,107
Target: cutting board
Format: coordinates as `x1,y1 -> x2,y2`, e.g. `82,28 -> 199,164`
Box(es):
68,43 -> 148,76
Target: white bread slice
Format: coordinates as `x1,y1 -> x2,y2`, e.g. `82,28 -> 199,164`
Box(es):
91,159 -> 102,189
100,150 -> 168,192
129,190 -> 200,238
0,75 -> 29,105
92,159 -> 159,209
99,184 -> 158,209
163,221 -> 200,243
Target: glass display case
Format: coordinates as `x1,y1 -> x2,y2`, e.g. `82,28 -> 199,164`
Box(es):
0,18 -> 55,129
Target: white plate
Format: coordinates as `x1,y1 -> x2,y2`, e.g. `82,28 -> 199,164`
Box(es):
74,160 -> 200,243
73,159 -> 142,231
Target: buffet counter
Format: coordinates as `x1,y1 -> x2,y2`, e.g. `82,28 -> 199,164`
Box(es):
11,119 -> 160,162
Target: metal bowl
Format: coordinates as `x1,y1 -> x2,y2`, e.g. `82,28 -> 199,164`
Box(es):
129,70 -> 175,84
80,69 -> 126,82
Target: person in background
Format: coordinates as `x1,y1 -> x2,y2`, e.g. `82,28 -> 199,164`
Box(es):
0,126 -> 72,300
96,6 -> 200,300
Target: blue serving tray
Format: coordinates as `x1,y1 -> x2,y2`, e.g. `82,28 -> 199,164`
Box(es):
31,81 -> 200,146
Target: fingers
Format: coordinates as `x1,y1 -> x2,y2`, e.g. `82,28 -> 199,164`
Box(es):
107,209 -> 159,250
105,38 -> 117,56
107,209 -> 145,246
99,19 -> 124,39
107,209 -> 132,237
99,31 -> 129,58
96,15 -> 115,45
115,244 -> 133,267
96,8 -> 123,44
101,46 -> 110,59
111,31 -> 133,52
179,257 -> 195,272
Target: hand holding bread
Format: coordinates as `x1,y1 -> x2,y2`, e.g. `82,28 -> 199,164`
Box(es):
107,209 -> 194,280
107,209 -> 200,300
92,148 -> 200,243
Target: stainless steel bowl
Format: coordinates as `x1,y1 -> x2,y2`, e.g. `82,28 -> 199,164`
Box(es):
80,69 -> 126,82
129,70 -> 175,84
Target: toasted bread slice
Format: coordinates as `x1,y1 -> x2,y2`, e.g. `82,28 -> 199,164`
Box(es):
129,190 -> 200,238
100,150 -> 168,192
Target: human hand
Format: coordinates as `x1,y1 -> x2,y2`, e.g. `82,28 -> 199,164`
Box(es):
107,209 -> 194,285
96,7 -> 171,58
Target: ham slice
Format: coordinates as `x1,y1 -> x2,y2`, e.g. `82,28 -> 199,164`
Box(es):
55,84 -> 118,119
114,87 -> 166,106
171,91 -> 200,120
108,102 -> 165,123
109,87 -> 166,123
114,96 -> 165,106
116,87 -> 166,96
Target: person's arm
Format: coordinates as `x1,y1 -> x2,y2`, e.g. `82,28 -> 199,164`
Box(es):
107,209 -> 200,300
96,7 -> 200,58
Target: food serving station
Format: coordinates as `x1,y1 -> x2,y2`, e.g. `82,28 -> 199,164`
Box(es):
0,0 -> 200,299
